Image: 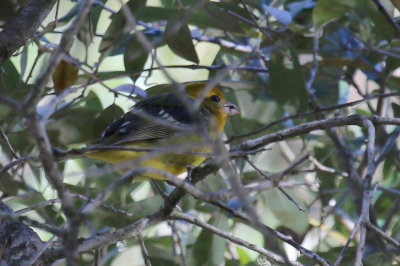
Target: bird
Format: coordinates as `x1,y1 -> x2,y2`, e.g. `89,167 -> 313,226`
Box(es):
85,82 -> 240,180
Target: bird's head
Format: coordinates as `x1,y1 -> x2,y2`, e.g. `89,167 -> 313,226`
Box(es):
184,83 -> 240,132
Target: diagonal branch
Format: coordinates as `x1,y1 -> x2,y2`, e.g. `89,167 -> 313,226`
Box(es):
169,212 -> 298,265
371,0 -> 400,37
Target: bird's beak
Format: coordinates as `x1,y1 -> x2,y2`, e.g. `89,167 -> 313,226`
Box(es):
223,101 -> 240,115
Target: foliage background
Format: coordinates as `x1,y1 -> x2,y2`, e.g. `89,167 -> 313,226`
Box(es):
1,0 -> 400,265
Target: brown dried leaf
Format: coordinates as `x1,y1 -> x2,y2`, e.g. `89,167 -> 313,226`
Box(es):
391,0 -> 400,11
52,58 -> 79,92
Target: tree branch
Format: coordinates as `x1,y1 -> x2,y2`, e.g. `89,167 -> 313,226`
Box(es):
0,201 -> 44,265
232,115 -> 400,152
169,212 -> 299,265
0,0 -> 57,66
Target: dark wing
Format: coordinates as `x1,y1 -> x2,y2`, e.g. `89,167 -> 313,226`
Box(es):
97,93 -> 199,145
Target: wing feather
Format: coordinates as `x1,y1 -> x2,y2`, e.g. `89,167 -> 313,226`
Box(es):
97,93 -> 198,145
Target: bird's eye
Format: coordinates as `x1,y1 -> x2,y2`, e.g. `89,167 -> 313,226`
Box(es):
210,95 -> 220,103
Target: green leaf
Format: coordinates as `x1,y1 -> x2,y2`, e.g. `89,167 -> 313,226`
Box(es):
123,30 -> 164,82
387,76 -> 400,91
236,246 -> 252,265
355,0 -> 395,41
193,214 -> 228,265
0,172 -> 23,196
203,2 -> 244,33
126,195 -> 164,220
1,59 -> 21,90
0,104 -> 11,120
146,246 -> 180,265
391,0 -> 400,10
165,15 -> 199,63
93,103 -> 124,138
78,71 -> 126,83
312,66 -> 341,106
90,0 -> 107,34
99,0 -> 147,60
364,251 -> 394,266
0,60 -> 30,101
299,247 -> 356,265
84,91 -> 103,111
137,6 -> 247,33
47,108 -> 99,145
124,35 -> 149,82
268,49 -> 308,112
261,189 -> 308,234
392,102 -> 400,117
135,83 -> 185,100
313,0 -> 357,27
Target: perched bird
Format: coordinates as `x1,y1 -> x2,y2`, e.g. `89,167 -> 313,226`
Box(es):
86,82 -> 240,180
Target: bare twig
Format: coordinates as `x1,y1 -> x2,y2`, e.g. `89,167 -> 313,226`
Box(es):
0,127 -> 19,158
378,185 -> 400,196
192,198 -> 329,265
0,93 -> 21,110
170,212 -> 299,265
137,234 -> 152,266
245,155 -> 307,211
309,155 -> 348,177
28,236 -> 56,266
366,221 -> 400,248
0,156 -> 32,177
333,215 -> 363,266
375,126 -> 400,164
16,193 -> 133,217
232,115 -> 400,153
227,92 -> 400,143
240,0 -> 273,40
210,180 -> 316,201
355,119 -> 376,266
169,221 -> 187,266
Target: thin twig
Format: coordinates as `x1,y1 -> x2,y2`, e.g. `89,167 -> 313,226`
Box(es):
333,215 -> 363,266
16,193 -> 133,217
232,114 -> 400,153
371,0 -> 400,37
240,0 -> 273,40
354,119 -> 376,266
375,126 -> 400,164
193,198 -> 329,265
366,222 -> 400,248
169,221 -> 187,266
215,180 -> 316,200
0,156 -> 32,177
227,92 -> 400,143
245,155 -> 307,211
28,236 -> 56,266
137,234 -> 152,266
169,212 -> 300,265
0,127 -> 19,158
309,155 -> 348,177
